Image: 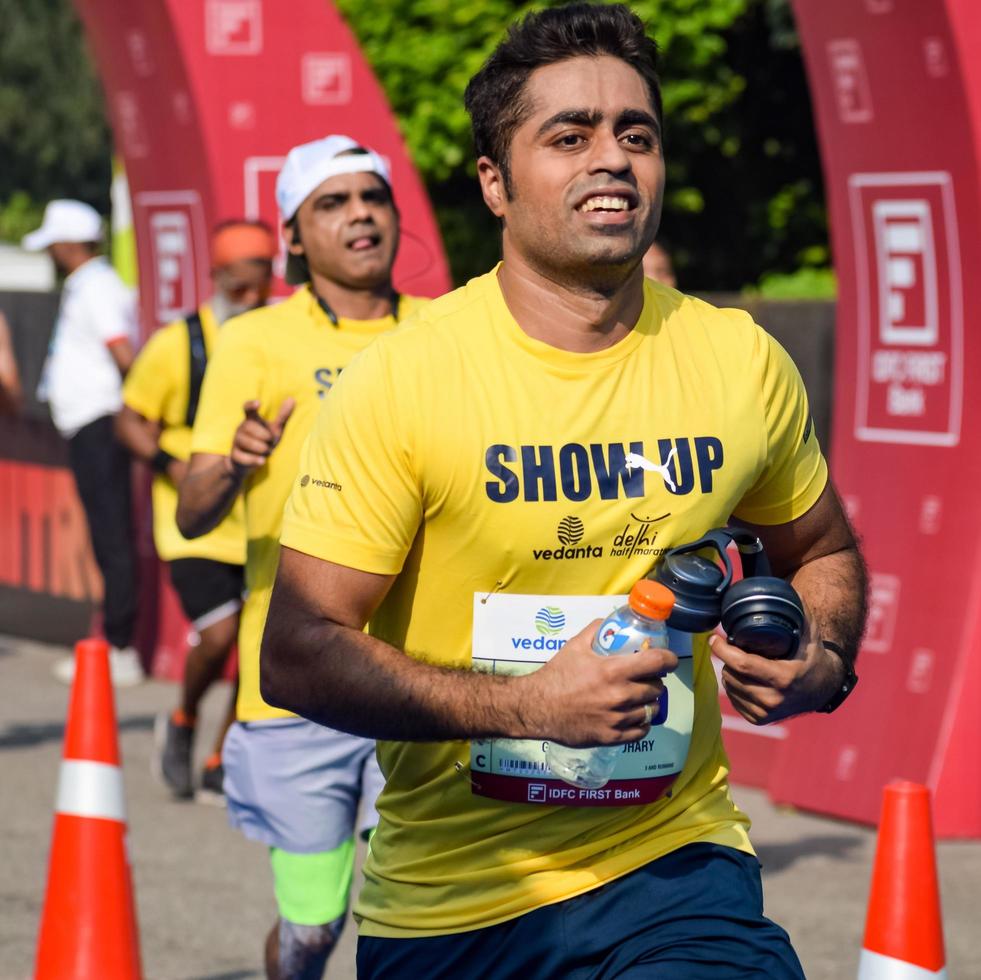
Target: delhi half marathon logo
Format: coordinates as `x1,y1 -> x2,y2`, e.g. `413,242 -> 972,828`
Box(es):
535,607 -> 566,636
557,516 -> 584,545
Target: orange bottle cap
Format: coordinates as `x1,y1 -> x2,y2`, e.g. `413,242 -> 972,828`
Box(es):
629,580 -> 675,620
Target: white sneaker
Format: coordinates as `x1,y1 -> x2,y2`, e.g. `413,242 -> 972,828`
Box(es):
109,647 -> 145,687
51,646 -> 145,687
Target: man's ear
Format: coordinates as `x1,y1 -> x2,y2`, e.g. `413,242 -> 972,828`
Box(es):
476,156 -> 507,218
283,219 -> 303,257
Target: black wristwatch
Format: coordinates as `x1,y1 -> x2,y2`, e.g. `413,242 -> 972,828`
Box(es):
817,640 -> 858,713
151,448 -> 177,475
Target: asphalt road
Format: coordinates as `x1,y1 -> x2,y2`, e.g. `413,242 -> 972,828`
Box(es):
2,635 -> 978,979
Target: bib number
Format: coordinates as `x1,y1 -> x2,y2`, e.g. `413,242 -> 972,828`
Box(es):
470,593 -> 694,807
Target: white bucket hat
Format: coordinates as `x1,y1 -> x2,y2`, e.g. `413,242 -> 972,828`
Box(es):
22,200 -> 103,251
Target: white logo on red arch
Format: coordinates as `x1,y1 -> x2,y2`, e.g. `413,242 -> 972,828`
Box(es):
206,0 -> 262,55
302,53 -> 353,105
133,191 -> 207,325
827,39 -> 873,124
864,572 -> 901,654
850,172 -> 962,446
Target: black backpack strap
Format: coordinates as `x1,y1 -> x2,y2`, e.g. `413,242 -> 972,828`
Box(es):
184,310 -> 208,427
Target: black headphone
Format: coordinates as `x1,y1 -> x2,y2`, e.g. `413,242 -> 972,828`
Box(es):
650,528 -> 804,659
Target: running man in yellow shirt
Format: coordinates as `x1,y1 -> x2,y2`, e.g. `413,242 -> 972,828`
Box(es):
117,220 -> 276,800
176,136 -> 429,979
262,6 -> 867,978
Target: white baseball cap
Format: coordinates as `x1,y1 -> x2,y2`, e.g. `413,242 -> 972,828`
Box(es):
22,199 -> 104,251
275,134 -> 391,223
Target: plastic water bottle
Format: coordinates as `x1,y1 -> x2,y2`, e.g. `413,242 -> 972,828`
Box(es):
546,580 -> 676,790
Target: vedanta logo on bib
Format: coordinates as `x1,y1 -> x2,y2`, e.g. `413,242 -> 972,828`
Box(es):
512,607 -> 569,651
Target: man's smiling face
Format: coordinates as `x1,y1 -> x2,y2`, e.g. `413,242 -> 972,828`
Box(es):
486,55 -> 665,289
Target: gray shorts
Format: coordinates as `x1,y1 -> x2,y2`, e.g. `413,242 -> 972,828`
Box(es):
222,718 -> 384,853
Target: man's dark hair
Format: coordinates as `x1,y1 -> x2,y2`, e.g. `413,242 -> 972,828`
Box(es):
464,3 -> 662,192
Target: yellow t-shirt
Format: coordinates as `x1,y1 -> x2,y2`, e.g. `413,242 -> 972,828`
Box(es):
190,286 -> 429,722
281,269 -> 829,937
122,304 -> 246,565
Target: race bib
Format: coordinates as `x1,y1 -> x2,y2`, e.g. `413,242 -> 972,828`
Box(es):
470,593 -> 694,807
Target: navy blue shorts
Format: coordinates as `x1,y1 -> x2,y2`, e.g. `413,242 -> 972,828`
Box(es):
357,843 -> 804,979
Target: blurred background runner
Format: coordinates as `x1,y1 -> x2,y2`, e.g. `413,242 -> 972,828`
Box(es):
116,219 -> 277,802
22,199 -> 142,687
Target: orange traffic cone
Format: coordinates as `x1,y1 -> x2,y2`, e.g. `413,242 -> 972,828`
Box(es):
35,638 -> 142,979
858,781 -> 946,979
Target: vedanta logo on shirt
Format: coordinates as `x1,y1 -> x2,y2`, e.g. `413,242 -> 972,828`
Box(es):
533,516 -> 602,561
300,473 -> 342,492
484,438 -> 724,503
557,516 -> 584,545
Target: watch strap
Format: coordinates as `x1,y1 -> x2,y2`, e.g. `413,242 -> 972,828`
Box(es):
151,448 -> 177,475
818,640 -> 858,713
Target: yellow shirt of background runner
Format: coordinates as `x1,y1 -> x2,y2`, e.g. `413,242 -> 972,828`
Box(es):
190,286 -> 429,722
281,269 -> 829,938
122,304 -> 246,566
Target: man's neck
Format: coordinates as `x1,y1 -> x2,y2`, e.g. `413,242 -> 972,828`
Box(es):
209,291 -> 234,326
64,253 -> 98,280
496,247 -> 645,354
309,271 -> 395,322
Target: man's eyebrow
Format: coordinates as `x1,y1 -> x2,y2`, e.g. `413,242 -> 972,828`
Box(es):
312,191 -> 348,205
535,109 -> 603,139
617,108 -> 662,139
534,107 -> 662,140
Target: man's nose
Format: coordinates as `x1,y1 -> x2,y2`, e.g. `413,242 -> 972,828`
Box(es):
587,129 -> 631,176
347,196 -> 375,223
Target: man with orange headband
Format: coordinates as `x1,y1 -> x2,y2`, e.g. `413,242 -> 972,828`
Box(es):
116,219 -> 277,801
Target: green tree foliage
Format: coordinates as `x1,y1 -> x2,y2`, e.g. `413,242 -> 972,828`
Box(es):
336,0 -> 829,292
0,0 -> 111,241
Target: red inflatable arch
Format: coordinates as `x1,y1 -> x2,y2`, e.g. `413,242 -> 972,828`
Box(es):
717,0 -> 981,835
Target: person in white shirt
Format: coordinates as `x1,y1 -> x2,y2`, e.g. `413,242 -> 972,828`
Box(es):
23,199 -> 143,686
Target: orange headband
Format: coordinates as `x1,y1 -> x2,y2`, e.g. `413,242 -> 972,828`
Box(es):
211,224 -> 277,268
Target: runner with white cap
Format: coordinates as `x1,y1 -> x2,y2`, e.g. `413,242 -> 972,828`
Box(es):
175,135 -> 431,979
23,200 -> 143,687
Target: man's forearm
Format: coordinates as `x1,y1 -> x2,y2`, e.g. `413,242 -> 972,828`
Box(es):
261,615 -> 536,742
114,410 -> 159,462
790,545 -> 868,666
176,458 -> 244,538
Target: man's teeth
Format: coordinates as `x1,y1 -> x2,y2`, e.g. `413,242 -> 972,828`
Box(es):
579,196 -> 630,213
